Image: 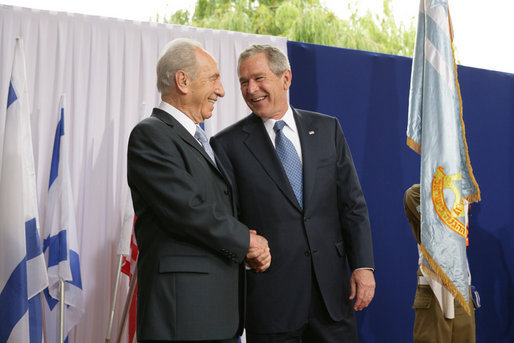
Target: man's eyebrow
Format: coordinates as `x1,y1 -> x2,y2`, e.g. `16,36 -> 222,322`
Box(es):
239,72 -> 265,82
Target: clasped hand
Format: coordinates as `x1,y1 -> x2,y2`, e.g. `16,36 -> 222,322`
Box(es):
246,230 -> 271,272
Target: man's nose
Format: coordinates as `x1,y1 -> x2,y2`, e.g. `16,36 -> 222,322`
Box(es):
247,79 -> 258,93
216,79 -> 225,98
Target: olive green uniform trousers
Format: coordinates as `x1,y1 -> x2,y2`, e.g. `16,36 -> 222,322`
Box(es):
405,184 -> 476,343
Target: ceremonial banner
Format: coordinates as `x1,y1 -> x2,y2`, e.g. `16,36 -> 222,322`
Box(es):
42,95 -> 85,342
0,38 -> 48,343
407,0 -> 480,314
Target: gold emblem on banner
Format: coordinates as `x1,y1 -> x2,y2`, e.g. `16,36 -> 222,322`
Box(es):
431,166 -> 467,238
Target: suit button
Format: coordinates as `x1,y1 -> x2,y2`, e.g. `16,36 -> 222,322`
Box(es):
303,216 -> 309,222
224,189 -> 231,196
304,251 -> 311,257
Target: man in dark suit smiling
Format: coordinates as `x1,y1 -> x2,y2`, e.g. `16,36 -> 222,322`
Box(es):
211,44 -> 375,343
127,38 -> 270,343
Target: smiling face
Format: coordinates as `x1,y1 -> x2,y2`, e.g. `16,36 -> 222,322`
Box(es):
187,48 -> 225,123
238,52 -> 291,120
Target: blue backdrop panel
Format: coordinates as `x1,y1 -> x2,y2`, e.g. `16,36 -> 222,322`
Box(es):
287,40 -> 513,343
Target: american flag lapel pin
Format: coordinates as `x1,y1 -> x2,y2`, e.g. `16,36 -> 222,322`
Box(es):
308,130 -> 315,135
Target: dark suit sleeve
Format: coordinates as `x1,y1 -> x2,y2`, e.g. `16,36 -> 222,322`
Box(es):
127,119 -> 249,263
334,119 -> 375,270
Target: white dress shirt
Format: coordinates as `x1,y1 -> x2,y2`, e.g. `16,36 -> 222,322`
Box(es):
159,101 -> 203,144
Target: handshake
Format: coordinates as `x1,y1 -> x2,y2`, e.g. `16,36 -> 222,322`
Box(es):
246,230 -> 271,273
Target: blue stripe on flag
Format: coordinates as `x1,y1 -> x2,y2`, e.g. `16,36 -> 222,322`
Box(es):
7,81 -> 17,108
0,258 -> 28,342
41,251 -> 82,311
43,230 -> 68,267
69,250 -> 83,289
25,218 -> 43,260
28,293 -> 43,343
43,288 -> 59,311
49,110 -> 64,188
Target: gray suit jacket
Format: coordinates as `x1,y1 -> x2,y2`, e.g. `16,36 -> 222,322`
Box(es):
211,108 -> 374,334
127,108 -> 249,341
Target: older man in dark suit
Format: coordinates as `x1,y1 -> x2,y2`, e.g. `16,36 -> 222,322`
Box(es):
211,44 -> 375,343
127,38 -> 270,343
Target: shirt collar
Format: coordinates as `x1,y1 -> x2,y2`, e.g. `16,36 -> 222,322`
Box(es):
262,106 -> 296,133
158,101 -> 197,137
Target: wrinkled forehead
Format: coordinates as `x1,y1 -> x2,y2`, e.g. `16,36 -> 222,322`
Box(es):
195,48 -> 220,73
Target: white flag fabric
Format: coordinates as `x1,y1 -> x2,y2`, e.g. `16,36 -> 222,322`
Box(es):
407,0 -> 480,314
117,192 -> 135,257
0,37 -> 48,343
42,95 -> 85,342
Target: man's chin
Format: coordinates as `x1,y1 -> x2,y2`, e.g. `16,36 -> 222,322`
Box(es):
201,112 -> 213,121
249,107 -> 265,117
253,110 -> 274,119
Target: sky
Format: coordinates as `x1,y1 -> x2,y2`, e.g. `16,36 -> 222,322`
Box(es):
1,0 -> 513,74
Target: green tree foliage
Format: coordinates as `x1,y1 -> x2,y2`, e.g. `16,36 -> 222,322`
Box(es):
155,0 -> 415,57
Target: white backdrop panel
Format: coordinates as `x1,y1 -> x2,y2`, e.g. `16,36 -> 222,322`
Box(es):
0,5 -> 287,342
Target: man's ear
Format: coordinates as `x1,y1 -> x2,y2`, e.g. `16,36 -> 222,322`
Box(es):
282,69 -> 292,90
175,70 -> 189,94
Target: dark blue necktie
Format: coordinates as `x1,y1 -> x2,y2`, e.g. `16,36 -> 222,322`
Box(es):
194,125 -> 217,167
274,120 -> 303,208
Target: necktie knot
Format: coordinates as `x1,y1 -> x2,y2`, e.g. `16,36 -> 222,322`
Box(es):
273,120 -> 286,132
194,126 -> 208,144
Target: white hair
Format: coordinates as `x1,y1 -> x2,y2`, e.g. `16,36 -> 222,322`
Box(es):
156,38 -> 203,94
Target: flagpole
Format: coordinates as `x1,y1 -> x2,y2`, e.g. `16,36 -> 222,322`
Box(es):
42,291 -> 48,343
115,262 -> 138,343
105,254 -> 124,343
59,280 -> 65,343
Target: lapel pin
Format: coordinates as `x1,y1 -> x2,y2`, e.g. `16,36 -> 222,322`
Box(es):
308,130 -> 315,135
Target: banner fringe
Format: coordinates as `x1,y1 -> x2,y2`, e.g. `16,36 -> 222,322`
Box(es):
419,243 -> 471,315
450,19 -> 481,203
407,137 -> 421,154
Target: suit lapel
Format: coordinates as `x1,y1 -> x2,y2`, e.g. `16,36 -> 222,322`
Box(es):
243,114 -> 301,211
151,109 -> 227,181
213,154 -> 234,189
293,108 -> 318,210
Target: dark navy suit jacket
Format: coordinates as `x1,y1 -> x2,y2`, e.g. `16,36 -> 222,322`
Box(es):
211,108 -> 374,334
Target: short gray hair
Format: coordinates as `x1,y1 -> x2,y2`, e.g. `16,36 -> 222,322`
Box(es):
156,38 -> 203,94
238,44 -> 290,77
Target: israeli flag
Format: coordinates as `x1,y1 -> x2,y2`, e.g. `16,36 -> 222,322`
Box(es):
42,95 -> 85,342
0,38 -> 48,343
